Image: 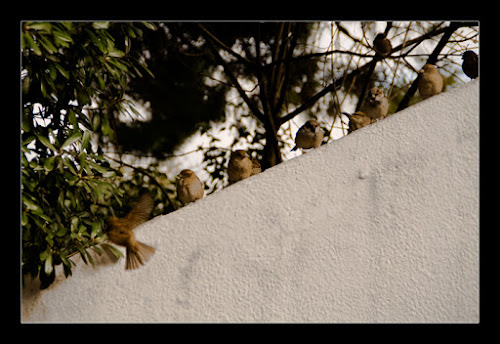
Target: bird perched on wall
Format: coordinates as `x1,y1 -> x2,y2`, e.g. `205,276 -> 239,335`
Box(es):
462,50 -> 478,79
373,33 -> 392,57
343,111 -> 373,134
291,119 -> 324,151
107,194 -> 155,270
228,150 -> 253,184
418,64 -> 443,99
177,169 -> 204,205
364,87 -> 389,120
251,158 -> 261,176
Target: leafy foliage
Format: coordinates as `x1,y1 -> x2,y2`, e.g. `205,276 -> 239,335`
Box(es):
21,21 -> 160,288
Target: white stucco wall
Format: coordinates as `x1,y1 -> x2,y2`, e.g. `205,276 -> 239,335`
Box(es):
22,79 -> 479,323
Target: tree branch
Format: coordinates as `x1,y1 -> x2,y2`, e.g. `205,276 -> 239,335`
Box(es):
278,58 -> 373,126
104,154 -> 178,212
335,22 -> 367,47
277,21 -> 473,126
197,23 -> 252,65
354,21 -> 392,112
200,27 -> 266,123
273,23 -> 298,116
278,82 -> 337,125
264,24 -> 448,69
396,22 -> 462,112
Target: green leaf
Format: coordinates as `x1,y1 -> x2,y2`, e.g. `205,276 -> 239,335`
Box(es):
61,132 -> 82,149
22,75 -> 31,96
39,213 -> 51,222
54,62 -> 70,79
48,63 -> 57,80
91,113 -> 100,131
66,173 -> 80,186
86,160 -> 110,173
39,35 -> 58,54
107,49 -> 125,58
101,243 -> 124,259
43,156 -> 56,171
23,33 -> 42,56
46,234 -> 54,246
108,59 -> 128,72
63,263 -> 72,278
23,196 -> 42,212
35,134 -> 57,152
21,212 -> 28,226
91,245 -> 103,256
40,249 -> 50,261
27,22 -> 53,33
137,58 -> 155,78
62,157 -> 78,175
52,28 -> 73,43
40,79 -> 48,98
70,216 -> 79,231
90,222 -> 101,239
81,130 -> 91,151
75,88 -> 91,106
141,22 -> 157,31
101,115 -> 113,137
78,247 -> 88,264
44,254 -> 53,275
92,22 -> 110,30
22,109 -> 33,132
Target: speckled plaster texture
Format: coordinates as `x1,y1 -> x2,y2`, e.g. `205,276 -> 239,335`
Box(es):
22,79 -> 479,323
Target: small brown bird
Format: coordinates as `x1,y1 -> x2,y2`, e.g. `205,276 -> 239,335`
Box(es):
418,64 -> 443,99
177,169 -> 204,205
107,194 -> 155,270
227,150 -> 253,184
462,50 -> 478,79
291,119 -> 324,151
250,158 -> 261,176
343,111 -> 373,134
364,87 -> 388,120
373,33 -> 392,57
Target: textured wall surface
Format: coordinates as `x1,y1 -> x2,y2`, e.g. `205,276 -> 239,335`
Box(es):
22,79 -> 479,323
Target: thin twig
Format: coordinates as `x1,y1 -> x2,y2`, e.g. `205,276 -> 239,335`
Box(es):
396,22 -> 462,112
388,22 -> 412,99
197,23 -> 251,65
200,26 -> 265,124
104,154 -> 178,212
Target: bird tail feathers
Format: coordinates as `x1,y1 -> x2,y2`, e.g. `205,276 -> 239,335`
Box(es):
125,241 -> 155,270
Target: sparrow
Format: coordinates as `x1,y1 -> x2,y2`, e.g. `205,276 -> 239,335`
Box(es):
343,111 -> 373,134
418,64 -> 443,99
462,50 -> 478,79
251,158 -> 261,176
227,150 -> 253,184
363,87 -> 388,120
107,194 -> 155,270
291,119 -> 324,151
373,33 -> 392,57
176,169 -> 204,205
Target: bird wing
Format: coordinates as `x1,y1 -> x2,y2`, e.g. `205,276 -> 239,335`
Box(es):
124,194 -> 154,230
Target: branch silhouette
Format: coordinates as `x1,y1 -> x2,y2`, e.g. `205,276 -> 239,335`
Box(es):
396,22 -> 463,112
